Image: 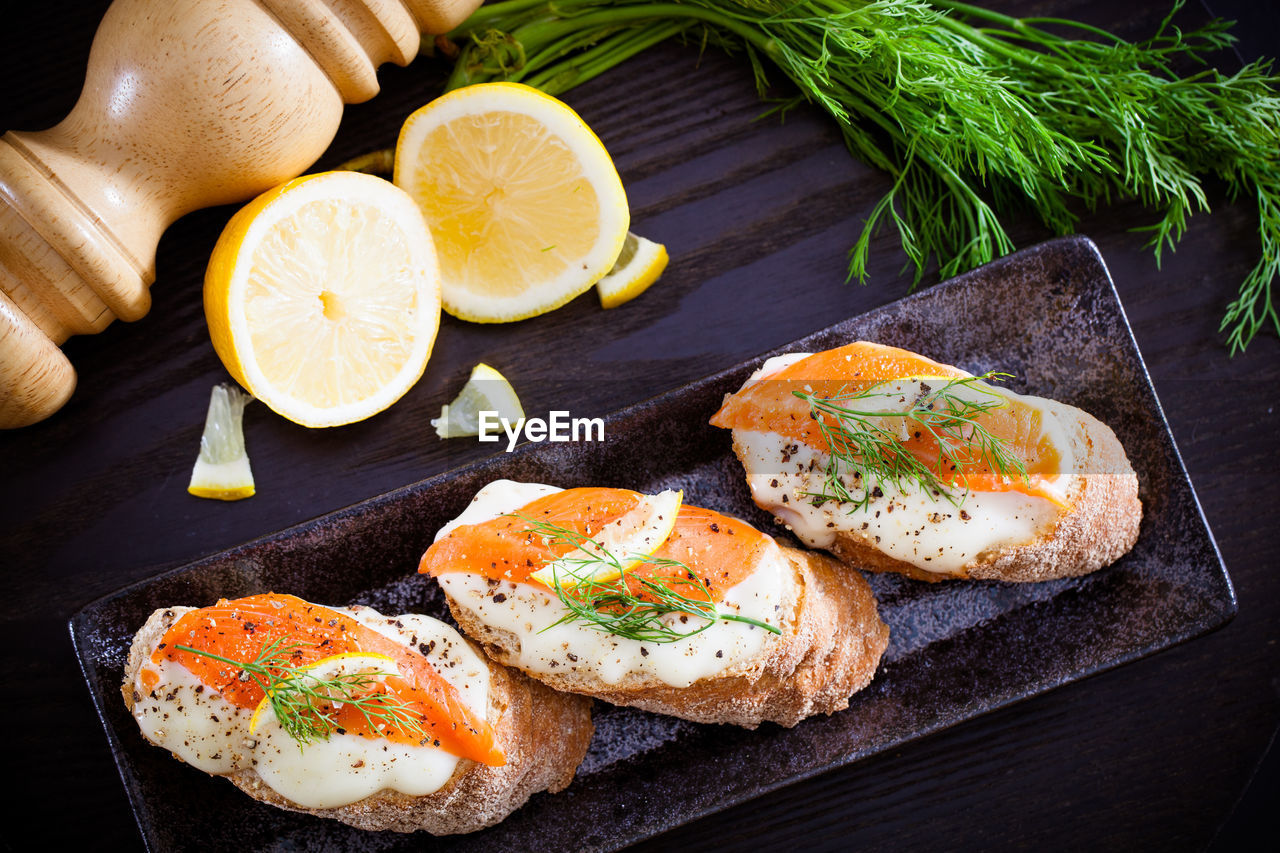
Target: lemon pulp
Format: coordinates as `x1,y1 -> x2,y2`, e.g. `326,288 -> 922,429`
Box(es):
204,171 -> 442,427
395,83 -> 629,323
433,363 -> 525,438
188,383 -> 255,501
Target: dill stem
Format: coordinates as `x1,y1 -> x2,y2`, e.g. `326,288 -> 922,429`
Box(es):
930,0 -> 1022,32
930,14 -> 1076,81
453,0 -> 552,32
527,20 -> 691,93
720,612 -> 782,633
509,5 -> 779,58
174,643 -> 269,676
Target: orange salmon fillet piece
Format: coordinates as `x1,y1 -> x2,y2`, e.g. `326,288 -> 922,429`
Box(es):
420,487 -> 769,603
710,341 -> 1063,501
152,593 -> 504,766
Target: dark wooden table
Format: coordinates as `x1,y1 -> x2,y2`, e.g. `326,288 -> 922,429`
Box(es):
3,1 -> 1276,849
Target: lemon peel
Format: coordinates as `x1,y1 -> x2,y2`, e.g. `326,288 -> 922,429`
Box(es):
433,363 -> 525,439
597,232 -> 669,309
188,383 -> 255,501
204,171 -> 442,428
247,652 -> 400,734
530,489 -> 684,588
394,82 -> 629,323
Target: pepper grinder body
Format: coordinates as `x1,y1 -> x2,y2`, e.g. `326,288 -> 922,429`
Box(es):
0,0 -> 479,427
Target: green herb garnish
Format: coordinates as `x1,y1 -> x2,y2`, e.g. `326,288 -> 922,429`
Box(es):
513,515 -> 782,642
174,638 -> 428,748
793,372 -> 1028,509
418,0 -> 1279,352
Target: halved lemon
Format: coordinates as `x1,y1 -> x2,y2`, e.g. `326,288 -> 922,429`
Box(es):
530,489 -> 683,588
394,82 -> 629,323
248,652 -> 399,734
433,362 -> 525,438
188,383 -> 255,500
204,171 -> 442,427
597,232 -> 669,309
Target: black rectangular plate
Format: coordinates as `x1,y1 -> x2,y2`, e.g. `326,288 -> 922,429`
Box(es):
70,235 -> 1234,852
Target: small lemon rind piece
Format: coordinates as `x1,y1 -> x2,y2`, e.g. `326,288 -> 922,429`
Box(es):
530,489 -> 684,588
188,383 -> 255,501
597,232 -> 669,309
247,652 -> 400,734
433,362 -> 525,439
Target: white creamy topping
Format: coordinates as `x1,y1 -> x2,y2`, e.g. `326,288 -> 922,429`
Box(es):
435,479 -> 562,541
434,480 -> 788,688
131,607 -> 490,809
755,352 -> 811,380
732,355 -> 1076,574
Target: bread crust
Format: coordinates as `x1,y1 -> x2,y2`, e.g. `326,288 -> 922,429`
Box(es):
122,605 -> 593,834
733,403 -> 1141,583
442,546 -> 889,728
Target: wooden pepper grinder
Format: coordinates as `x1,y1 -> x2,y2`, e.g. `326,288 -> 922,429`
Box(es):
0,0 -> 481,428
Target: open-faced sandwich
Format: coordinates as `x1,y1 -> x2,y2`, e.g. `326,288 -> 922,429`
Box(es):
710,341 -> 1142,582
123,593 -> 593,833
419,481 -> 889,728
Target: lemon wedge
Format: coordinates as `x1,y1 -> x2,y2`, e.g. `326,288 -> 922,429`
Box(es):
530,489 -> 683,588
597,232 -> 669,309
433,362 -> 525,438
188,383 -> 255,500
248,652 -> 399,734
394,82 -> 629,323
204,171 -> 442,428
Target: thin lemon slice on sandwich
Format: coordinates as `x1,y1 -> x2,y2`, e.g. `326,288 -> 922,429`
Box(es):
597,232 -> 669,309
248,652 -> 400,734
531,489 -> 683,588
204,171 -> 442,427
188,383 -> 255,500
394,82 -> 629,323
433,363 -> 525,438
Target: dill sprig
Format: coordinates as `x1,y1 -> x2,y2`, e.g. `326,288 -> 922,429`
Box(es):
422,0 -> 1280,351
513,514 -> 781,642
793,372 -> 1028,509
173,638 -> 428,748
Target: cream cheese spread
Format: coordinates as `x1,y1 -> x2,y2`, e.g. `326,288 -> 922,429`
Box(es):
130,607 -> 490,809
735,354 -> 1075,575
433,480 -> 789,688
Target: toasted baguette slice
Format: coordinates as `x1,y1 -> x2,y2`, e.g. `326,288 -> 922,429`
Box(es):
441,545 -> 889,729
123,603 -> 593,834
711,342 -> 1142,583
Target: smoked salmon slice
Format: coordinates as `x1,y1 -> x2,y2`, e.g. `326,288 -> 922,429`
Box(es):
710,341 -> 1064,501
152,593 -> 504,766
420,487 -> 769,602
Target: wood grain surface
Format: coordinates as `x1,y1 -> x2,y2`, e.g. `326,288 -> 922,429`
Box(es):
2,0 -> 1276,849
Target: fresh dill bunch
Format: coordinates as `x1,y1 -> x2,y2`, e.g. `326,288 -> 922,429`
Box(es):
792,372 -> 1028,509
437,0 -> 1280,351
513,514 -> 781,642
174,637 -> 428,748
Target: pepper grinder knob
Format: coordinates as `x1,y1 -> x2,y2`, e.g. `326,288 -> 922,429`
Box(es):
0,0 -> 480,427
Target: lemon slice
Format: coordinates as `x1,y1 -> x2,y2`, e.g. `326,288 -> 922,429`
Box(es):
597,232 -> 669,309
394,82 -> 629,323
248,652 -> 399,734
530,489 -> 683,588
433,362 -> 525,438
204,171 -> 442,428
188,383 -> 255,500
